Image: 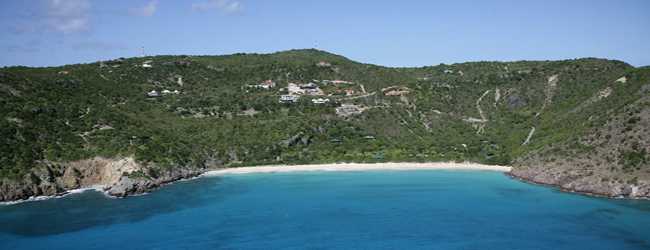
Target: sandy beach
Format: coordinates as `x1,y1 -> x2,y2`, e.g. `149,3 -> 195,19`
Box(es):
204,162 -> 511,175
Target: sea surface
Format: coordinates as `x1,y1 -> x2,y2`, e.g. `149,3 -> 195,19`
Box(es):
1,170 -> 650,249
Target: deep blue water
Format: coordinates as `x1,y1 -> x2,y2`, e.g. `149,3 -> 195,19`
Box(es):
1,170 -> 650,249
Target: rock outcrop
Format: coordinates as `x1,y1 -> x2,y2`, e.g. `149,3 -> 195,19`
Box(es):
509,167 -> 650,199
0,157 -> 206,202
106,167 -> 204,197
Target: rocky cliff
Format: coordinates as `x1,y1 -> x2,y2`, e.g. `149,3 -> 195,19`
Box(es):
510,90 -> 650,199
0,157 -> 206,202
509,168 -> 650,199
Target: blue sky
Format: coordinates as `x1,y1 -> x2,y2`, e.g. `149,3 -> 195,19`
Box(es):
1,0 -> 649,68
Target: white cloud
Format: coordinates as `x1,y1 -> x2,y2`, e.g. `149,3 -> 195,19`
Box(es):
73,42 -> 126,50
10,0 -> 92,35
130,0 -> 159,19
219,2 -> 244,16
186,0 -> 244,16
43,17 -> 90,35
32,0 -> 92,19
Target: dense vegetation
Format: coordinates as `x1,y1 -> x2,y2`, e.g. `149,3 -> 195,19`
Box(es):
1,49 -> 648,183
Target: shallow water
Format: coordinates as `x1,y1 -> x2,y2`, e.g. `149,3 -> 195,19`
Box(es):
1,170 -> 649,249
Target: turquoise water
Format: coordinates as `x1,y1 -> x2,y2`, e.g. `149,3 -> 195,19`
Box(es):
1,170 -> 650,249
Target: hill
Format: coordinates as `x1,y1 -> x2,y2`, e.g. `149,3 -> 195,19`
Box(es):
0,49 -> 648,201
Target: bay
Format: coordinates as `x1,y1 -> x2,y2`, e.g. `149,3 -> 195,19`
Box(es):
1,170 -> 649,249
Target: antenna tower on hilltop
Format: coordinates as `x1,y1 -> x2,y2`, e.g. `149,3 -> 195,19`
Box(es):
141,46 -> 146,57
315,39 -> 318,50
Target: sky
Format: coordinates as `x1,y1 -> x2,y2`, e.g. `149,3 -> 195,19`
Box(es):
1,0 -> 649,68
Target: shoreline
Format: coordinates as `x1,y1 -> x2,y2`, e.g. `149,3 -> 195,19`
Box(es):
1,162 -> 509,205
0,187 -> 106,206
204,162 -> 511,175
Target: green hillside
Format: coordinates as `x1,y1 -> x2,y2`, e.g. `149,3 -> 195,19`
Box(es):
1,49 -> 648,199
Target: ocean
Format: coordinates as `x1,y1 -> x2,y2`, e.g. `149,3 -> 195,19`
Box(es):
1,170 -> 649,249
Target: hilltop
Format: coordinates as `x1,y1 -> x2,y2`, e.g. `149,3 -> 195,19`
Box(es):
1,49 -> 648,201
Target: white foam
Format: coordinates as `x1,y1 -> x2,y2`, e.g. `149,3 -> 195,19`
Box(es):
0,187 -> 106,206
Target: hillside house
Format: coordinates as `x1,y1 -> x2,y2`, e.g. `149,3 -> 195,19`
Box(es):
444,69 -> 453,73
147,90 -> 159,97
315,61 -> 331,67
99,61 -> 108,67
162,90 -> 171,95
296,83 -> 319,93
260,81 -> 276,89
112,64 -> 120,68
287,83 -> 303,94
337,105 -> 359,112
279,94 -> 301,102
311,98 -> 330,104
322,80 -> 331,84
58,71 -> 69,74
345,90 -> 355,95
172,90 -> 180,94
299,83 -> 318,90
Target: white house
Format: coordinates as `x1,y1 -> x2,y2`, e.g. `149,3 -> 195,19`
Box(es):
147,90 -> 159,97
260,81 -> 276,89
311,98 -> 330,104
162,90 -> 171,95
287,83 -> 302,94
172,90 -> 180,94
280,94 -> 301,102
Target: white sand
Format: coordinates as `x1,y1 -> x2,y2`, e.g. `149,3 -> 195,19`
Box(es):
204,162 -> 511,175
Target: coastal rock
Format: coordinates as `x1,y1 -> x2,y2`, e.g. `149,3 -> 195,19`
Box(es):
106,167 -> 204,197
509,168 -> 650,199
0,157 -> 206,202
106,178 -> 157,197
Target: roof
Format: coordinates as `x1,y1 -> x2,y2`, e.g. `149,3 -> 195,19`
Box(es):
330,139 -> 342,142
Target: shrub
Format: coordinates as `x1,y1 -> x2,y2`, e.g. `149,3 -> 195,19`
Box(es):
29,172 -> 41,185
